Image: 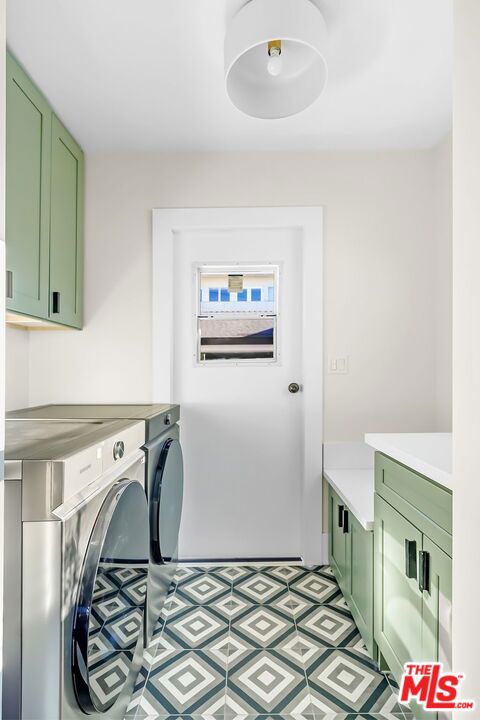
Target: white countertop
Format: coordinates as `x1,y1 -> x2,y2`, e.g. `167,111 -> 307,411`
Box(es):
323,467 -> 375,531
364,432 -> 452,491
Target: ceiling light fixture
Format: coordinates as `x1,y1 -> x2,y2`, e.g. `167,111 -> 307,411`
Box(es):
224,0 -> 328,119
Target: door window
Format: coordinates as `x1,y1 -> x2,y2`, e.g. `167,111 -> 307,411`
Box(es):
197,266 -> 278,363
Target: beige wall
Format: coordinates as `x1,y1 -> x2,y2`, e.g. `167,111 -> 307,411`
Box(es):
7,143 -> 452,439
453,0 -> 480,707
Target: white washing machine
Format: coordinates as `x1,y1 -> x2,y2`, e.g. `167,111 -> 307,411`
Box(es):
4,418 -> 148,719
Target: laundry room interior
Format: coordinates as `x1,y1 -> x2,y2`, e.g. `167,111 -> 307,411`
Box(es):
0,0 -> 479,718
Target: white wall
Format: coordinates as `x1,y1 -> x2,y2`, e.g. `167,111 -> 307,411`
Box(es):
433,135 -> 453,430
453,0 -> 480,707
5,327 -> 28,410
6,144 -> 452,439
1,0 -> 7,704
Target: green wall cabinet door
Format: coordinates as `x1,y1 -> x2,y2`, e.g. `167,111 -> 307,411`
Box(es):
374,494 -> 424,680
6,53 -> 51,318
49,115 -> 84,328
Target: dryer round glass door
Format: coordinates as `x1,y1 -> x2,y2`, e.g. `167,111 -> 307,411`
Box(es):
151,438 -> 184,564
72,479 -> 149,714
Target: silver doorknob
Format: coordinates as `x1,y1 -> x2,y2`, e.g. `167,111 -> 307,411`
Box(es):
288,382 -> 300,394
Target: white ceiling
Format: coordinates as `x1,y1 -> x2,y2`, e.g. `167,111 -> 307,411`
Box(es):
7,0 -> 452,154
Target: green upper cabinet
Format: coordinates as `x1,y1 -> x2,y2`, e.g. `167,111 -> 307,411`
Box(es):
49,116 -> 84,328
6,52 -> 84,329
6,52 -> 51,319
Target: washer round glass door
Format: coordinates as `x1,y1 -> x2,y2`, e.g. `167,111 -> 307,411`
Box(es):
72,479 -> 149,714
151,438 -> 184,564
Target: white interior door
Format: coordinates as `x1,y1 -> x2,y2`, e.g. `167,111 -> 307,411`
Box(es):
153,208 -> 323,563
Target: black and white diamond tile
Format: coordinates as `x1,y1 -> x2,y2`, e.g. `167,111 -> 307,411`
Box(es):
89,650 -> 133,711
329,593 -> 350,611
93,594 -> 131,624
101,606 -> 144,650
104,565 -> 143,587
93,572 -> 118,600
281,634 -> 324,666
129,565 -> 401,720
142,650 -> 227,715
223,715 -> 317,720
216,565 -> 252,583
230,606 -> 296,649
163,605 -> 230,649
296,605 -> 362,648
87,633 -> 112,664
174,566 -> 201,583
120,575 -> 148,606
289,573 -> 342,604
176,574 -> 231,604
225,649 -> 311,715
306,648 -> 403,715
211,594 -> 250,620
232,575 -> 289,604
254,566 -> 302,585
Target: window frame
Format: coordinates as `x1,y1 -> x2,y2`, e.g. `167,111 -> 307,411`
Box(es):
194,263 -> 281,367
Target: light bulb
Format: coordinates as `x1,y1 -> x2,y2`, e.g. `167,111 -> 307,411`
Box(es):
267,46 -> 282,76
267,53 -> 283,76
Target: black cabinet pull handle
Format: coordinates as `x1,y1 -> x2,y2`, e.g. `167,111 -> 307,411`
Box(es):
52,291 -> 60,314
342,508 -> 349,534
404,539 -> 417,579
419,550 -> 430,593
338,504 -> 344,528
6,270 -> 13,299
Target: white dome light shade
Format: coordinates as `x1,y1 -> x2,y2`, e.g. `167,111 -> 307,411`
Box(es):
224,0 -> 328,119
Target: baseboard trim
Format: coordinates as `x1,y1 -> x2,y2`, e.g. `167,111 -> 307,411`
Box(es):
177,556 -> 303,566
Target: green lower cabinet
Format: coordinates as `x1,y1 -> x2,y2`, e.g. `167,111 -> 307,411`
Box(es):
347,512 -> 374,655
421,535 -> 452,670
374,494 -> 424,677
374,470 -> 452,720
328,486 -> 374,656
329,487 -> 348,591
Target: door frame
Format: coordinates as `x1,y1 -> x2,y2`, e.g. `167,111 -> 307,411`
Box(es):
152,207 -> 324,564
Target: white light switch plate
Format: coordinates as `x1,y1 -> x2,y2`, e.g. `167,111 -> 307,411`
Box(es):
328,356 -> 349,374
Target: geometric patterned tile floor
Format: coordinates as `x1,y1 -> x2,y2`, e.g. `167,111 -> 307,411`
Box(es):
125,565 -> 411,720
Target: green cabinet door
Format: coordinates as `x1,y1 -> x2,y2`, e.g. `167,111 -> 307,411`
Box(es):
329,488 -> 347,591
6,53 -> 51,318
348,512 -> 374,655
375,494 -> 424,680
421,536 -> 452,667
48,115 -> 84,328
